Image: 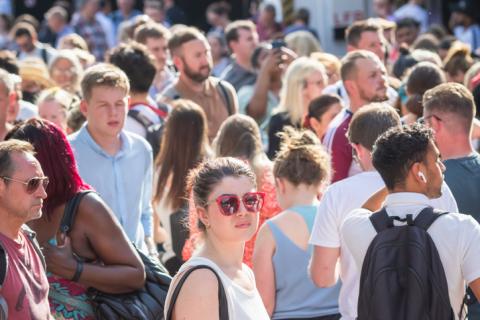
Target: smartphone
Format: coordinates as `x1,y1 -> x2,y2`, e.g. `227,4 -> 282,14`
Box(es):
271,39 -> 286,49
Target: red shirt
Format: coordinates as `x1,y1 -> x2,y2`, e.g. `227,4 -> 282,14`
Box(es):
0,231 -> 51,320
323,109 -> 355,183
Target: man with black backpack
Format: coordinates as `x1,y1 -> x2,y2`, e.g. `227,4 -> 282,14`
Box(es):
341,124 -> 480,319
108,41 -> 168,158
0,140 -> 51,319
158,26 -> 238,141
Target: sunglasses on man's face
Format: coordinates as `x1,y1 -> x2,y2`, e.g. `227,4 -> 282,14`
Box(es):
1,176 -> 49,194
207,192 -> 265,216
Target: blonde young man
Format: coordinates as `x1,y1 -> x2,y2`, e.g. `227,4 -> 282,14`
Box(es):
68,63 -> 156,256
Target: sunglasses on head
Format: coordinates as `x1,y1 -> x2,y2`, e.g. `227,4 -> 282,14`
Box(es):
1,176 -> 49,194
207,192 -> 265,216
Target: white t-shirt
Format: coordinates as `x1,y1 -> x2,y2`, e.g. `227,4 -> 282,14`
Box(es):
165,256 -> 270,320
341,192 -> 480,320
309,171 -> 458,320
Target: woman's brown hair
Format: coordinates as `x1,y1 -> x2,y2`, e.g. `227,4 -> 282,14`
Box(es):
153,99 -> 210,209
273,127 -> 331,187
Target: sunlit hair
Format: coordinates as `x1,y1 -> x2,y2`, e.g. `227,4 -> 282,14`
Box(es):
6,118 -> 91,218
153,99 -> 210,210
285,30 -> 322,57
273,127 -> 331,187
213,114 -> 265,176
276,57 -> 327,125
48,50 -> 83,93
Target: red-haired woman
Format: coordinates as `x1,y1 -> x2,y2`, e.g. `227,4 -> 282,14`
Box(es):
6,119 -> 145,320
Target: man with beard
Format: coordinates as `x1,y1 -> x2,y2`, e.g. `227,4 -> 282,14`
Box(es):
159,27 -> 238,141
323,20 -> 398,108
323,50 -> 388,182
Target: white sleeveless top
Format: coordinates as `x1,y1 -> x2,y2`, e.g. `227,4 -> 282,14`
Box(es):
165,256 -> 269,320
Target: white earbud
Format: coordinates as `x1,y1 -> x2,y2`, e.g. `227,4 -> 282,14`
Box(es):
418,172 -> 427,183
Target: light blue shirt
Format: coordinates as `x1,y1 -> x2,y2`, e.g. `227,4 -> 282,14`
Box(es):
68,125 -> 153,250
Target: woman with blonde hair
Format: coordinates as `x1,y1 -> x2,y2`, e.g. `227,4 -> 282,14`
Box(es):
267,56 -> 328,159
285,30 -> 322,57
253,128 -> 341,319
37,87 -> 78,133
183,114 -> 281,266
48,50 -> 83,96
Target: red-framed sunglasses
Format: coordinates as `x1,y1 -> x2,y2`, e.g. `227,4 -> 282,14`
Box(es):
206,192 -> 265,216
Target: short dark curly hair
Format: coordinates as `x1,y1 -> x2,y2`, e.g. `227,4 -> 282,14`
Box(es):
372,124 -> 434,190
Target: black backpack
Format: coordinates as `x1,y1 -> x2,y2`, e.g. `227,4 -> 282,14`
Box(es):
128,103 -> 168,159
357,207 -> 456,320
0,226 -> 45,320
61,190 -> 172,319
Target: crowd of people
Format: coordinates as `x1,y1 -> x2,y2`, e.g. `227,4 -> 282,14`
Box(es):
1,0 -> 480,319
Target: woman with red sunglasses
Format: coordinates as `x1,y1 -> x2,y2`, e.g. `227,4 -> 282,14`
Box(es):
252,128 -> 341,319
165,157 -> 270,320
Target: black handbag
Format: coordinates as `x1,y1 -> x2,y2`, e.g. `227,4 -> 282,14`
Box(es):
165,265 -> 229,320
60,190 -> 172,320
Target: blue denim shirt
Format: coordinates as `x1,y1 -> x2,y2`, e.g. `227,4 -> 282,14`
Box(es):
68,125 -> 153,250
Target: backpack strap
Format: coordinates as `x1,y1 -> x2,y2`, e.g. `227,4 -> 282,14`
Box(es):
0,243 -> 6,289
60,190 -> 96,234
21,225 -> 46,271
369,208 -> 394,233
166,265 -> 229,320
128,109 -> 155,130
413,207 -> 448,231
41,46 -> 48,64
216,79 -> 234,116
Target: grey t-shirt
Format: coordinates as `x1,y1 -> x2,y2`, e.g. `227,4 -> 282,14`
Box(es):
444,153 -> 480,223
220,61 -> 257,91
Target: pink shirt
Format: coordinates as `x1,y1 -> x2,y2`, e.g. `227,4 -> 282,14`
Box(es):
0,231 -> 51,320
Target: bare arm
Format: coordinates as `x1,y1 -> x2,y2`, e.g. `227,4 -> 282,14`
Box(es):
245,52 -> 276,121
43,193 -> 145,293
469,278 -> 480,302
361,187 -> 388,212
309,245 -> 340,288
252,223 -> 276,316
172,269 -> 220,320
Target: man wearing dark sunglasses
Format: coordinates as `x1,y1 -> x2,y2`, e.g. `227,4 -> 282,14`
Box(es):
0,140 -> 51,319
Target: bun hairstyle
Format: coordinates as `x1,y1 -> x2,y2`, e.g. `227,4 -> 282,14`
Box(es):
273,127 -> 331,187
443,43 -> 474,78
187,157 -> 256,231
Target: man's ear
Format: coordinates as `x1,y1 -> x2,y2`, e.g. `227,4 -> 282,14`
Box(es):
343,79 -> 357,98
411,162 -> 426,184
79,99 -> 88,117
172,55 -> 183,71
8,91 -> 17,107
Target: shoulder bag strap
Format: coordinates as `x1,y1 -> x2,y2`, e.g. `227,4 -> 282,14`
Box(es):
217,80 -> 233,116
59,190 -> 96,234
369,208 -> 393,233
166,265 -> 229,320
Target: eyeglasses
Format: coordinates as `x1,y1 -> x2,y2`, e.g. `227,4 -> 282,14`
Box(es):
1,176 -> 49,194
206,192 -> 265,216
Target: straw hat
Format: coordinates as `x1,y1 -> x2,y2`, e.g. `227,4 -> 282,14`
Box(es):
19,58 -> 55,89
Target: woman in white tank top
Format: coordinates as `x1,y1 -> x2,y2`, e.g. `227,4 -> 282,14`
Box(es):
164,157 -> 270,320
